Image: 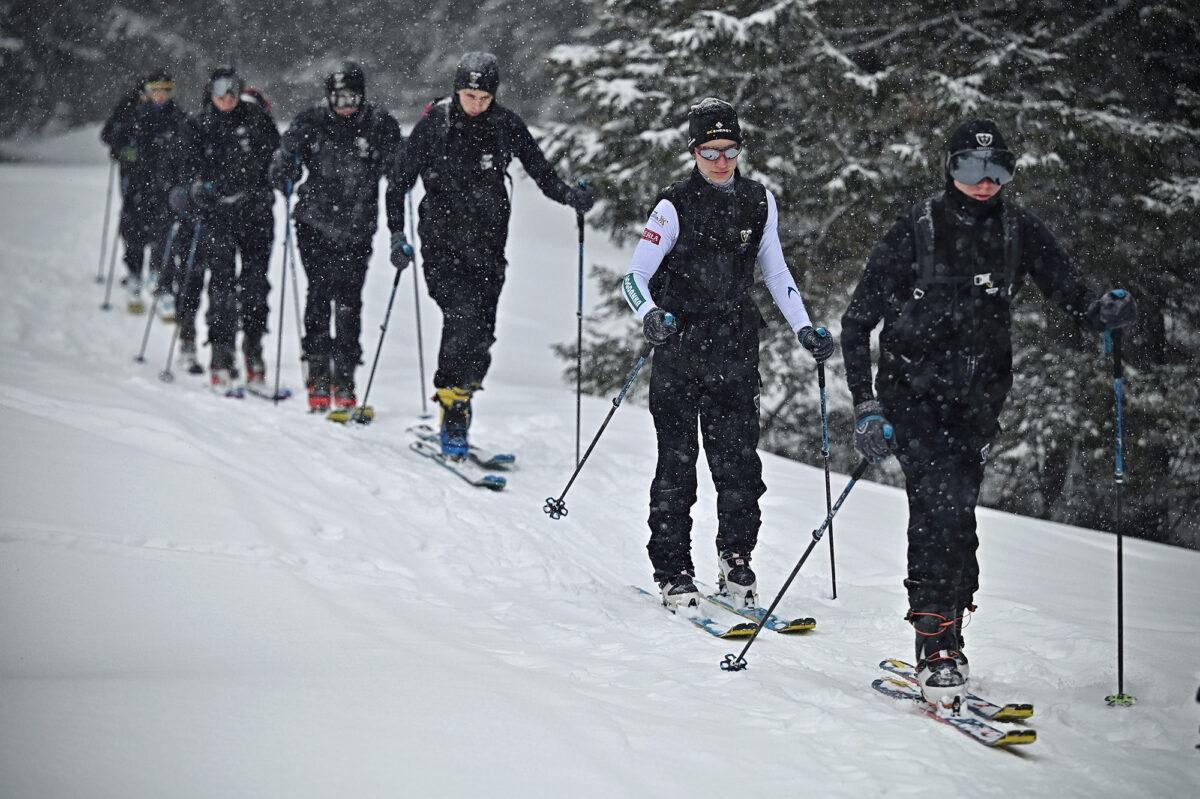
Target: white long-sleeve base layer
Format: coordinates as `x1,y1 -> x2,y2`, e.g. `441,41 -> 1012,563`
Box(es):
621,189 -> 813,332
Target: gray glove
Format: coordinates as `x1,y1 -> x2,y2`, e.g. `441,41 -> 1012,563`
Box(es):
798,325 -> 835,363
853,400 -> 895,464
643,308 -> 678,346
390,234 -> 414,270
1086,289 -> 1137,331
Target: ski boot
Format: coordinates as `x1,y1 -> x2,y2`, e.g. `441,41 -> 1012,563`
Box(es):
434,386 -> 473,459
307,359 -> 332,412
243,341 -> 267,390
157,292 -> 176,322
179,338 -> 204,375
332,365 -> 356,411
717,551 -> 758,609
910,607 -> 967,714
126,275 -> 145,314
209,350 -> 241,397
659,571 -> 701,612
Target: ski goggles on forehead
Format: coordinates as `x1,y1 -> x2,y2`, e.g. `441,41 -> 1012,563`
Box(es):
211,76 -> 241,98
947,148 -> 1017,186
329,89 -> 362,109
697,146 -> 741,161
143,80 -> 175,95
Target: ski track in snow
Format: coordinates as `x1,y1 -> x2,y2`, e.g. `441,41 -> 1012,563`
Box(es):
1,136 -> 1198,798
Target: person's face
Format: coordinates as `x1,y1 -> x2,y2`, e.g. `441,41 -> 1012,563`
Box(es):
146,88 -> 172,106
693,138 -> 739,184
953,178 -> 1002,202
212,92 -> 239,113
457,89 -> 494,117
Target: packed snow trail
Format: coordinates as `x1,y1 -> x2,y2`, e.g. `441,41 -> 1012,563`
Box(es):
1,132 -> 1198,798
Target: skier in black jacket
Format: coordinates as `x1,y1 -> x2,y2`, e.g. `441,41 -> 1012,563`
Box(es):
840,118 -> 1138,710
622,99 -> 834,612
170,66 -> 280,390
99,68 -> 187,314
270,62 -> 404,411
387,52 -> 594,457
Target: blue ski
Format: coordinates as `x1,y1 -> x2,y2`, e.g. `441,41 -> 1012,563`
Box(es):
409,438 -> 506,491
631,586 -> 758,639
879,659 -> 1033,722
408,423 -> 516,470
694,579 -> 816,634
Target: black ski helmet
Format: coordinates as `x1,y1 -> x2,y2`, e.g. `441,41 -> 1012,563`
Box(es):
454,52 -> 499,95
326,62 -> 366,99
687,98 -> 741,150
944,118 -> 1016,186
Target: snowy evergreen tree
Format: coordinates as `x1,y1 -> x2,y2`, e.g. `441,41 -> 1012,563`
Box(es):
549,0 -> 1200,546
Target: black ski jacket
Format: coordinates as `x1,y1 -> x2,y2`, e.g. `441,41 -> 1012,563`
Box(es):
101,98 -> 188,202
271,102 -> 403,243
387,96 -> 575,263
648,168 -> 769,321
174,99 -> 280,211
841,189 -> 1096,419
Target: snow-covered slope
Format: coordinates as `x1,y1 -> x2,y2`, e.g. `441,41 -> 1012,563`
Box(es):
1,134 -> 1197,798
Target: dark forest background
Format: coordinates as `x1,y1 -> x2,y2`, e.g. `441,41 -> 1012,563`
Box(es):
2,1 -> 1197,547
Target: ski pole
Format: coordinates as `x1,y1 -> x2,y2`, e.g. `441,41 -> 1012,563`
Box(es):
815,333 -> 837,599
272,184 -> 295,406
134,220 -> 181,362
96,160 -> 116,283
544,337 -> 660,520
1103,320 -> 1135,707
408,190 -> 429,417
286,216 -> 306,382
721,459 -> 871,672
99,221 -> 122,310
575,179 -> 588,467
342,247 -> 412,425
159,221 -> 203,383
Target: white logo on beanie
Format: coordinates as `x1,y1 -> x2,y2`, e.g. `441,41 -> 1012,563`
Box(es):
469,71 -> 482,88
975,132 -> 994,147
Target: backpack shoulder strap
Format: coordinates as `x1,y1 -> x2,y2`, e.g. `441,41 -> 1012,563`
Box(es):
909,197 -> 937,297
1002,202 -> 1023,298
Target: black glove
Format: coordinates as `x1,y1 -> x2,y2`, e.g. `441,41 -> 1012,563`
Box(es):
798,325 -> 835,363
269,161 -> 295,196
168,186 -> 190,216
189,180 -> 217,207
568,185 -> 595,213
1086,289 -> 1137,331
390,234 -> 414,270
853,400 -> 895,464
643,307 -> 678,346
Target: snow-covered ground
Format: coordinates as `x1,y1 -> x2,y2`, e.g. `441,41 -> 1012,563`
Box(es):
1,129 -> 1197,798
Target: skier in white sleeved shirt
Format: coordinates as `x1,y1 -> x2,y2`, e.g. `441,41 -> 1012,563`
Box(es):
621,98 -> 835,612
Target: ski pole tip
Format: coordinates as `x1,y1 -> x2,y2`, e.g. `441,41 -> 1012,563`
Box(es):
720,654 -> 748,672
543,497 -> 568,520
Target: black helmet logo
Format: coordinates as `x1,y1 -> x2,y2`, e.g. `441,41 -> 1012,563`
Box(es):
975,132 -> 994,147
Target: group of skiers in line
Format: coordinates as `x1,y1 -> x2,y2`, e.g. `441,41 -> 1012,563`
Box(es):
103,58 -> 1140,711
623,99 -> 1138,710
101,53 -> 593,455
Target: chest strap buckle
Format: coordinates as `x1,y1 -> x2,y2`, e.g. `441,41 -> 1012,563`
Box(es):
912,287 -> 926,300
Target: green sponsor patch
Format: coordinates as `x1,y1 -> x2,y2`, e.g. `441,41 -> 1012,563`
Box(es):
622,274 -> 646,310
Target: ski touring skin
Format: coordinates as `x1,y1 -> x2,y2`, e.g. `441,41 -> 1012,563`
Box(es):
878,659 -> 1034,722
694,579 -> 817,634
408,438 -> 507,491
631,586 -> 758,639
407,423 -> 516,470
871,676 -> 1037,748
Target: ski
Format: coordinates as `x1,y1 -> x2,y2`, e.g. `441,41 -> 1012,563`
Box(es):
245,384 -> 293,402
879,659 -> 1034,722
631,585 -> 759,639
210,385 -> 244,399
694,579 -> 816,634
872,677 -> 1037,747
409,438 -> 506,491
408,423 -> 516,470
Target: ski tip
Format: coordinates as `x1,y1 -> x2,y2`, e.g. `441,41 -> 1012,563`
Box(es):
327,409 -> 351,424
992,730 -> 1037,747
992,705 -> 1035,721
778,618 -> 817,633
479,475 -> 507,491
719,623 -> 759,639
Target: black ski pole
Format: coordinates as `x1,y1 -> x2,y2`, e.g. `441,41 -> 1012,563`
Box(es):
344,254 -> 409,425
159,221 -> 203,383
575,179 -> 588,467
134,220 -> 181,362
99,221 -> 122,310
408,190 -> 429,417
721,459 -> 870,672
1104,321 -> 1135,707
286,216 -> 306,383
816,343 -> 837,599
544,338 -> 658,520
272,184 -> 295,406
96,160 -> 116,283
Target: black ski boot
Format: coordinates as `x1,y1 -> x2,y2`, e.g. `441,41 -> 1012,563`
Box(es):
909,607 -> 967,714
658,571 -> 701,612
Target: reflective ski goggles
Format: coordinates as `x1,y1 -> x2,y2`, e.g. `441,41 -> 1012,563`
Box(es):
947,148 -> 1017,186
328,89 -> 363,109
211,76 -> 242,98
696,146 -> 741,161
143,80 -> 175,95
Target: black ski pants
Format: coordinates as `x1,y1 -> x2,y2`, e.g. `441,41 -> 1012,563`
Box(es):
118,181 -> 172,282
424,252 -> 506,390
234,194 -> 274,348
295,222 -> 372,382
175,208 -> 241,364
883,391 -> 999,615
646,308 -> 765,583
